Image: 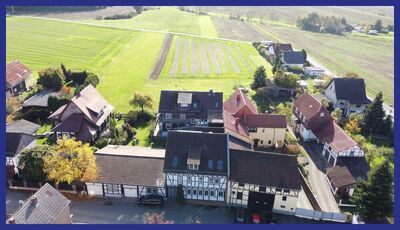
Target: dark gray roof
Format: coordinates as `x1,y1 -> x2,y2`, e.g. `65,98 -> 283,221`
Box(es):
229,149 -> 302,190
52,113 -> 98,143
6,133 -> 35,157
22,89 -> 62,108
164,131 -> 228,175
283,51 -> 306,65
6,119 -> 40,135
158,90 -> 223,120
8,183 -> 70,224
337,157 -> 370,181
328,78 -> 370,104
95,154 -> 165,187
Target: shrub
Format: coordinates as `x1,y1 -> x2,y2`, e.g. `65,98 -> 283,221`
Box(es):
104,13 -> 133,20
94,138 -> 109,149
274,73 -> 300,88
37,67 -> 65,90
84,73 -> 99,87
18,108 -> 51,123
47,95 -> 70,112
71,71 -> 87,85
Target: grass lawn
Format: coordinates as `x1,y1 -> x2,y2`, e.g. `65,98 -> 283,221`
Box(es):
251,22 -> 394,105
85,7 -> 219,37
8,16 -> 271,113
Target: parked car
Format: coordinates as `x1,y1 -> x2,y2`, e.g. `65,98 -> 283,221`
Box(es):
252,213 -> 261,224
137,194 -> 164,207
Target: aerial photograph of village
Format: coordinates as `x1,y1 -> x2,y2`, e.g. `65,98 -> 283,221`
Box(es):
5,6 -> 394,224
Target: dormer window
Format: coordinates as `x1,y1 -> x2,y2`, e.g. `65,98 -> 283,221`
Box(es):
172,157 -> 178,168
166,113 -> 172,119
215,102 -> 219,108
188,164 -> 199,170
193,102 -> 197,108
208,160 -> 213,169
320,112 -> 325,117
217,161 -> 223,170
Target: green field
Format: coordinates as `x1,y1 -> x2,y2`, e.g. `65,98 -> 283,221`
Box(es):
251,22 -> 394,105
7,16 -> 271,113
85,7 -> 219,37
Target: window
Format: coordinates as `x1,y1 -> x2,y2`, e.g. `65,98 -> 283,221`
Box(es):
237,192 -> 243,200
280,205 -> 286,208
349,150 -> 354,156
180,114 -> 186,119
193,189 -> 197,195
188,164 -> 199,170
153,188 -> 158,194
268,140 -> 272,145
282,196 -> 287,201
208,160 -> 213,169
259,186 -> 266,192
260,140 -> 263,144
187,189 -> 191,195
210,190 -> 215,197
215,102 -> 219,108
284,189 -> 290,194
166,113 -> 172,119
214,178 -> 220,184
238,183 -> 244,187
166,123 -> 172,129
330,85 -> 333,90
217,161 -> 223,170
262,128 -> 265,133
105,184 -> 120,194
193,102 -> 197,108
356,104 -> 361,108
199,177 -> 203,184
320,112 -> 324,117
172,157 -> 178,168
218,191 -> 224,197
191,118 -> 195,124
147,188 -> 152,194
199,190 -> 203,196
204,190 -> 209,196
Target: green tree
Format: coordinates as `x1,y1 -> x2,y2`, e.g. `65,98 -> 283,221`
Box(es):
176,184 -> 185,205
18,146 -> 51,182
372,19 -> 383,32
251,66 -> 267,90
331,108 -> 343,124
275,102 -> 292,121
351,160 -> 393,223
363,92 -> 386,135
274,73 -> 300,88
44,138 -> 97,184
129,93 -> 153,113
37,67 -> 65,90
344,117 -> 361,135
84,73 -> 100,87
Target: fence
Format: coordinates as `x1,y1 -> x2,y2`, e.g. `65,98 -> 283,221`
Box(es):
7,179 -> 84,194
295,208 -> 349,223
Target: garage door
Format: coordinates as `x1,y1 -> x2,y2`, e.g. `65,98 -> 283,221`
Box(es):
248,192 -> 275,212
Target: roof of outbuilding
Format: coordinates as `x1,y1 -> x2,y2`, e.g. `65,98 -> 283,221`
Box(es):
283,51 -> 306,65
229,149 -> 301,190
6,133 -> 36,157
164,131 -> 228,175
328,78 -> 370,104
243,114 -> 287,129
22,89 -> 63,108
6,119 -> 40,135
8,183 -> 70,224
6,60 -> 32,87
95,148 -> 165,187
327,166 -> 356,188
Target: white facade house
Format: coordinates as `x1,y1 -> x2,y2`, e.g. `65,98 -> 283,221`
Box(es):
164,131 -> 229,204
324,78 -> 370,117
85,146 -> 166,198
304,66 -> 325,77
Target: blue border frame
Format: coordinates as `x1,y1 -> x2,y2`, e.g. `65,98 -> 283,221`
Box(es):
1,1 -> 398,229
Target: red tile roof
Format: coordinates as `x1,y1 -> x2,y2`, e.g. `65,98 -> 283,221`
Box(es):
224,111 -> 250,140
314,121 -> 358,153
224,89 -> 257,115
6,60 -> 32,86
293,92 -> 325,120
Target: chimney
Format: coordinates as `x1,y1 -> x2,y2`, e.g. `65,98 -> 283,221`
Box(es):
8,218 -> 16,224
31,196 -> 38,205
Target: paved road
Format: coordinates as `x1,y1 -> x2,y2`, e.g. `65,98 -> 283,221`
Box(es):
300,142 -> 340,213
7,190 -> 233,224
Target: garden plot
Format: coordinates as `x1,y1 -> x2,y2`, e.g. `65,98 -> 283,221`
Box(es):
164,36 -> 269,78
149,33 -> 173,79
211,17 -> 266,42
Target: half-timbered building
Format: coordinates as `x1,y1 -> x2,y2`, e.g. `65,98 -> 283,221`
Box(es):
164,131 -> 229,203
227,149 -> 302,215
85,145 -> 166,198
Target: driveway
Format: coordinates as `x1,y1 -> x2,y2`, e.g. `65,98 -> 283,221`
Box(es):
300,141 -> 340,213
7,190 -> 234,224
